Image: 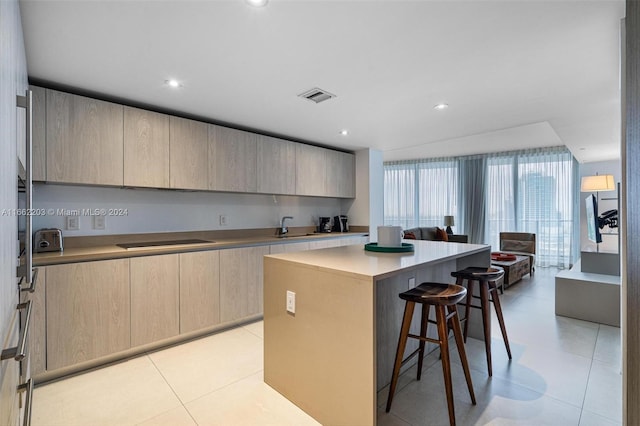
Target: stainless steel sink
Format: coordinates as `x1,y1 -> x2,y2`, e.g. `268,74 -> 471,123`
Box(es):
117,239 -> 213,249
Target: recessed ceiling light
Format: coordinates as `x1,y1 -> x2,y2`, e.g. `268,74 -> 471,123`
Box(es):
165,79 -> 181,88
246,0 -> 268,7
434,103 -> 449,110
340,129 -> 349,136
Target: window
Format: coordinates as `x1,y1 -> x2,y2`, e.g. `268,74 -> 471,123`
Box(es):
384,147 -> 577,268
384,163 -> 416,228
384,159 -> 458,229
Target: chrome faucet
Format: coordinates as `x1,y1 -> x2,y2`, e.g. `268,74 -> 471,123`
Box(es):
279,216 -> 293,235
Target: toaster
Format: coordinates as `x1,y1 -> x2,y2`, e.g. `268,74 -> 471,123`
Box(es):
34,228 -> 63,252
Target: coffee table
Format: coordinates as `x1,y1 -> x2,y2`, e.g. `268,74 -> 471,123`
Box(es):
491,254 -> 530,288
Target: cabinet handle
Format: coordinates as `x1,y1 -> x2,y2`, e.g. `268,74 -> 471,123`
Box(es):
20,268 -> 38,293
1,300 -> 32,361
17,90 -> 33,286
17,378 -> 33,426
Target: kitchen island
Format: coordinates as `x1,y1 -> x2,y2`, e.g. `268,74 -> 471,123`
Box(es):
263,239 -> 490,426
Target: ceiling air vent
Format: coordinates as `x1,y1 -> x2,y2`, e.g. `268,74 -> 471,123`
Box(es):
298,87 -> 336,104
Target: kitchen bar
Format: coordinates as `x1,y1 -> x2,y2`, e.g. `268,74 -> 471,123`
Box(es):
263,239 -> 491,425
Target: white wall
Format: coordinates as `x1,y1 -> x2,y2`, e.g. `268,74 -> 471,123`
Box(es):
33,184 -> 345,236
344,149 -> 383,240
579,159 -> 622,253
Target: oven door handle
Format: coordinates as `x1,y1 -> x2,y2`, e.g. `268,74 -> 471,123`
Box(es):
20,268 -> 38,294
0,300 -> 32,361
17,378 -> 33,426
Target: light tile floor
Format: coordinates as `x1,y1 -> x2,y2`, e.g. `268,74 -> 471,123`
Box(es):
32,267 -> 621,425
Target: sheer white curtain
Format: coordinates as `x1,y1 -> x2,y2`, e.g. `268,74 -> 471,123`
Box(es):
416,160 -> 458,227
485,156 -> 516,247
485,147 -> 577,268
384,162 -> 416,228
384,159 -> 458,229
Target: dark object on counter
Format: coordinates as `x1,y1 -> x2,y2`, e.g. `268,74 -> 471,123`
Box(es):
332,215 -> 349,232
33,228 -> 63,253
319,217 -> 332,233
364,242 -> 414,253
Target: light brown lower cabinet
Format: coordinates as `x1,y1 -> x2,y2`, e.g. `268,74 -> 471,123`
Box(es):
130,254 -> 180,347
35,238 -> 362,376
179,251 -> 220,334
46,259 -> 130,371
219,246 -> 269,323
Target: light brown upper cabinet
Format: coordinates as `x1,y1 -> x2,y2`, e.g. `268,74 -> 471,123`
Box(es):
35,87 -> 355,197
169,116 -> 208,190
208,124 -> 257,192
30,85 -> 46,181
295,144 -> 327,196
257,136 -> 296,195
46,89 -> 124,185
326,149 -> 355,198
124,107 -> 170,188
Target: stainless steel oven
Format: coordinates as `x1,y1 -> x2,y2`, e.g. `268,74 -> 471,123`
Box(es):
16,90 -> 33,287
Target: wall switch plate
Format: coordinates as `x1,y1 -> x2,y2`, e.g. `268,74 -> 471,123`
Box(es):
408,277 -> 416,289
66,216 -> 79,231
219,214 -> 228,226
286,290 -> 296,314
93,215 -> 106,230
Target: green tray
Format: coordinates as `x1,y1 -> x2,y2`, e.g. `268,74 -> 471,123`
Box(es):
364,242 -> 414,253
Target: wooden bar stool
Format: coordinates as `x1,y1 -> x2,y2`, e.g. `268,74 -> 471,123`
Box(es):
451,266 -> 512,377
385,282 -> 476,426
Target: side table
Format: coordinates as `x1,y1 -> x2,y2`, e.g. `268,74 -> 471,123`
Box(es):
491,254 -> 530,288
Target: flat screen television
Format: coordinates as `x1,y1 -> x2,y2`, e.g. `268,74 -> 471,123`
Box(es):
585,194 -> 602,244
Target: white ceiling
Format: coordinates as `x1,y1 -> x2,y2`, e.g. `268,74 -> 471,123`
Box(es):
19,0 -> 625,163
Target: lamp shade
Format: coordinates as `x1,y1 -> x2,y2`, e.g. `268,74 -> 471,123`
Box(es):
444,216 -> 455,226
581,175 -> 615,192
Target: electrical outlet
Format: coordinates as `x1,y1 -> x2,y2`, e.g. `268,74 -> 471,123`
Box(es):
66,216 -> 79,231
409,277 -> 416,289
93,215 -> 106,230
286,290 -> 296,314
219,214 -> 228,226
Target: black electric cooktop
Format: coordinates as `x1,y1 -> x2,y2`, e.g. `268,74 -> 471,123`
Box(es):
117,239 -> 212,249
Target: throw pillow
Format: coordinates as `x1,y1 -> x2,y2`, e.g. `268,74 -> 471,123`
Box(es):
404,232 -> 416,240
435,227 -> 449,242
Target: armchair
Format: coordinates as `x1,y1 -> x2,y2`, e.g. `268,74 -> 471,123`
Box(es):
499,232 -> 536,275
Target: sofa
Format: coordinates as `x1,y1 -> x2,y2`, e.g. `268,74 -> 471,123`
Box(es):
403,227 -> 468,243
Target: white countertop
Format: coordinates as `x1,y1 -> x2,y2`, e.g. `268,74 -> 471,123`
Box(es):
265,239 -> 490,280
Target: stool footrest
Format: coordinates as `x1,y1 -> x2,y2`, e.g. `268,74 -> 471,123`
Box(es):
407,333 -> 440,345
399,347 -> 422,368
